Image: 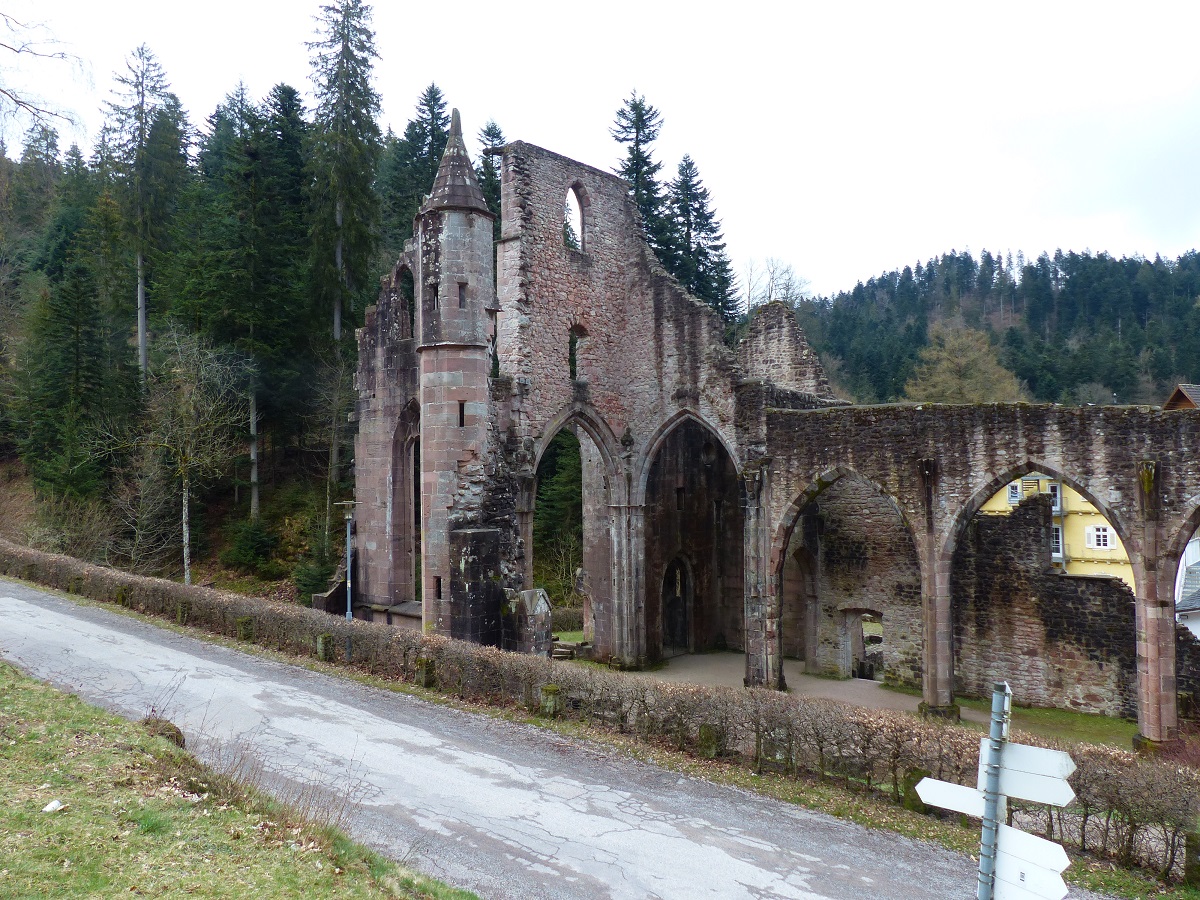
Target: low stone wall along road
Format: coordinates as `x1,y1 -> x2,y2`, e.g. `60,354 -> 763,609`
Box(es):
0,581 -> 1112,899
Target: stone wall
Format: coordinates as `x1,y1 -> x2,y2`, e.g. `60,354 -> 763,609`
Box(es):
951,496 -> 1138,717
737,302 -> 837,400
1178,625 -> 1200,720
353,259 -> 420,609
780,476 -> 922,687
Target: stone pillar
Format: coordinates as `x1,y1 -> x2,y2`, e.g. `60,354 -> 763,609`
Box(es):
609,501 -> 644,667
578,428 -> 610,646
743,460 -> 781,688
1135,460 -> 1179,746
918,458 -> 956,716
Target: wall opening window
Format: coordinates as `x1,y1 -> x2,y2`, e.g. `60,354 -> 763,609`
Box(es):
458,281 -> 467,309
399,268 -> 415,337
435,576 -> 443,599
568,324 -> 588,380
429,282 -> 439,309
458,401 -> 466,428
1086,525 -> 1111,549
1007,482 -> 1021,504
1048,482 -> 1061,513
564,186 -> 583,250
1051,525 -> 1063,559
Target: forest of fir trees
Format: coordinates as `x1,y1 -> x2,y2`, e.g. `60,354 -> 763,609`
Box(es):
0,2 -> 744,598
7,2 -> 1191,604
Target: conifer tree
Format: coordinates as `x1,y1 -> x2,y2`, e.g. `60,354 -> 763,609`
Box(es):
377,84 -> 450,257
668,155 -> 738,323
476,119 -> 504,239
611,91 -> 673,263
307,0 -> 381,343
14,260 -> 107,499
106,44 -> 172,378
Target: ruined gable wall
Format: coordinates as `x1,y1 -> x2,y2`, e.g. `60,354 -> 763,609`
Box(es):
496,142 -> 742,468
738,302 -> 837,400
951,496 -> 1138,717
354,256 -> 420,608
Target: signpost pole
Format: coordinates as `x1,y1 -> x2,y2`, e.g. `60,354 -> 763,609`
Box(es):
978,681 -> 1011,900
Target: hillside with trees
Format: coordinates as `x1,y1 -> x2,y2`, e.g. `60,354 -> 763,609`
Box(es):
0,1 -> 1191,602
791,248 -> 1200,406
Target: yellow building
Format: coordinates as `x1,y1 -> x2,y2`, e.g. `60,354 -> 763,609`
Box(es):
978,473 -> 1135,590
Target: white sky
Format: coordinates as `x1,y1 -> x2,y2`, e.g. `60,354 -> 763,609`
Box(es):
5,0 -> 1200,296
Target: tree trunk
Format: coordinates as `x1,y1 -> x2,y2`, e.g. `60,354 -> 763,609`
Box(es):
249,386 -> 259,520
333,199 -> 344,342
137,250 -> 148,379
182,474 -> 191,585
326,408 -> 338,553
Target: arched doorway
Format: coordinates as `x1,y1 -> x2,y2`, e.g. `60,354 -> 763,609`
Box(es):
777,471 -> 921,686
642,417 -> 743,663
527,412 -> 617,653
661,556 -> 692,657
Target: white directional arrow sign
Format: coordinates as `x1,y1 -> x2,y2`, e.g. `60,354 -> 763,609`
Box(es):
992,823 -> 1070,900
916,777 -> 985,817
978,738 -> 1076,807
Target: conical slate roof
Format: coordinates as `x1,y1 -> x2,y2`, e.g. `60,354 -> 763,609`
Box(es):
419,109 -> 492,217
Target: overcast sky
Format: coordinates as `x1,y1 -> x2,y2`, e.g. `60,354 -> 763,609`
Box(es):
5,0 -> 1200,296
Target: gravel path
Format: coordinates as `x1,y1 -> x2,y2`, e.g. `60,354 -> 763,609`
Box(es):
0,581 -> 1110,900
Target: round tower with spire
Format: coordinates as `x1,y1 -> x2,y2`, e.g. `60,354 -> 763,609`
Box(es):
414,109 -> 498,636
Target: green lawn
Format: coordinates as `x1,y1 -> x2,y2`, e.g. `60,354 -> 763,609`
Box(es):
955,695 -> 1140,747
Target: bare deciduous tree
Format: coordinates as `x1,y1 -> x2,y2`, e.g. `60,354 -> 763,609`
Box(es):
100,328 -> 249,583
0,13 -> 77,133
743,257 -> 811,309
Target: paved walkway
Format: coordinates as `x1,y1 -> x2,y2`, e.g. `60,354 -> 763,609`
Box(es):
0,582 -> 1091,899
635,651 -> 990,725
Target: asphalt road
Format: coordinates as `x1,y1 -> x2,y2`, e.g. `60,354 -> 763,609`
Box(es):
0,581 -> 1108,899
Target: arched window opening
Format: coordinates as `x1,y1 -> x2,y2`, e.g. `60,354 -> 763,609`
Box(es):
564,186 -> 584,251
534,428 -> 584,628
398,268 -> 416,337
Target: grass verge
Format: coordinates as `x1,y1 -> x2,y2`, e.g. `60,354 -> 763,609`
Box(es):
0,661 -> 476,900
881,681 -> 1140,747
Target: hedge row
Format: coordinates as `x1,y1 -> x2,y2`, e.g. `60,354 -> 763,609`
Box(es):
1,537 -> 1195,881
550,606 -> 583,633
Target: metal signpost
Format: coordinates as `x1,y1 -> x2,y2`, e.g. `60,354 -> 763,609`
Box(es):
915,682 -> 1075,900
335,500 -> 356,622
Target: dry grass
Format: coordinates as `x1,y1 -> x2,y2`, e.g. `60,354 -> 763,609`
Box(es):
0,661 -> 476,900
0,460 -> 36,542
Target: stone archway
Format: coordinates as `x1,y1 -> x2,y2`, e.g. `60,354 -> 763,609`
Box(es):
642,415 -> 743,663
775,470 -> 922,689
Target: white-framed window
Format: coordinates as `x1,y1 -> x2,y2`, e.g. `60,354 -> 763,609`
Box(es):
1051,525 -> 1063,559
1047,482 -> 1061,513
1085,525 -> 1111,550
1007,482 -> 1021,504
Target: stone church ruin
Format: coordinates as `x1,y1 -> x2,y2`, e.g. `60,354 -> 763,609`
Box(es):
354,110 -> 1200,745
